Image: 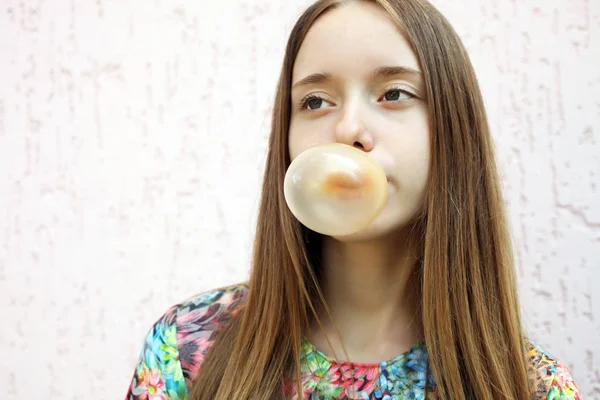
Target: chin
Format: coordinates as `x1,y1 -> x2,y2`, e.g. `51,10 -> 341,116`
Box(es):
330,210 -> 414,243
331,227 -> 389,243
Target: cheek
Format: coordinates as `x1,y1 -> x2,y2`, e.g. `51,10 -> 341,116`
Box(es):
392,121 -> 431,190
287,125 -> 303,161
288,118 -> 312,161
288,121 -> 334,161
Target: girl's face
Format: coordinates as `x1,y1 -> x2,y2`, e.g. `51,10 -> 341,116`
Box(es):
288,1 -> 431,241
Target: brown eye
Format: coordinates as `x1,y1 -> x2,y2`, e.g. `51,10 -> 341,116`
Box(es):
300,95 -> 333,111
384,90 -> 401,101
380,88 -> 415,103
307,98 -> 324,110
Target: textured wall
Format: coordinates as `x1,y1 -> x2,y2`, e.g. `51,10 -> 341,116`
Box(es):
0,0 -> 598,398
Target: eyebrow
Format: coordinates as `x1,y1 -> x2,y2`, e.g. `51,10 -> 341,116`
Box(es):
291,65 -> 422,90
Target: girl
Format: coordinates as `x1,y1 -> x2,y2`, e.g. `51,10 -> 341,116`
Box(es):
126,0 -> 582,398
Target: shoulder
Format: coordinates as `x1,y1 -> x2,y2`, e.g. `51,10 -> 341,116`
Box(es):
175,281 -> 249,333
173,282 -> 249,382
126,282 -> 249,399
525,339 -> 582,400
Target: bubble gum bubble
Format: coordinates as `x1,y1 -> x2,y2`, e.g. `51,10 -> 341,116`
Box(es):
284,143 -> 388,236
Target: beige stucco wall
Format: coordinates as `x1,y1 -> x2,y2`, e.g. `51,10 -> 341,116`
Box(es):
1,0 -> 598,398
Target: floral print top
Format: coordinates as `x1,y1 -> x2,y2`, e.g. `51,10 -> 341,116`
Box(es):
125,283 -> 582,399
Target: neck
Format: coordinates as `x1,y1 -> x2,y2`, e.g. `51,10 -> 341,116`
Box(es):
309,227 -> 424,363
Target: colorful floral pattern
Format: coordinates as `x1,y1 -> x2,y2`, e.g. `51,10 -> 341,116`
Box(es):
127,305 -> 187,400
284,338 -> 435,399
527,341 -> 583,399
125,284 -> 582,399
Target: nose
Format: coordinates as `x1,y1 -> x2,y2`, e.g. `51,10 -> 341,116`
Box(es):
334,104 -> 374,152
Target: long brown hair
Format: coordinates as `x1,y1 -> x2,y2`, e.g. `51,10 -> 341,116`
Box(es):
190,0 -> 532,399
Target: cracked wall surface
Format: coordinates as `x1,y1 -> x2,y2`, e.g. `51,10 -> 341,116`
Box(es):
0,0 -> 598,398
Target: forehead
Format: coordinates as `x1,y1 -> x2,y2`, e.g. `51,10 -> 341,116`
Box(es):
292,2 -> 421,81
